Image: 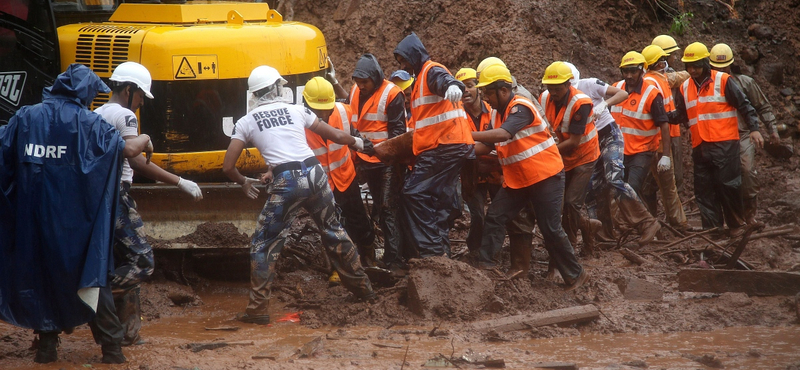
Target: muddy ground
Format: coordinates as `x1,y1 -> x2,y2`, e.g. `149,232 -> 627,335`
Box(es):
3,0 -> 800,368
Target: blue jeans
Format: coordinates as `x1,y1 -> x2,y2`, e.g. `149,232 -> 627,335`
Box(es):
246,162 -> 373,315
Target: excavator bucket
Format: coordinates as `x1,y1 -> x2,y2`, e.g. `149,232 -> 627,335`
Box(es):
130,183 -> 262,249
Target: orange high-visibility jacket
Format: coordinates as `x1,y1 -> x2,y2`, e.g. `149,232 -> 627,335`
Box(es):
409,61 -> 474,155
469,101 -> 502,185
539,86 -> 600,171
305,102 -> 357,192
680,70 -> 739,148
645,70 -> 681,138
610,79 -> 662,155
349,80 -> 403,163
495,95 -> 564,189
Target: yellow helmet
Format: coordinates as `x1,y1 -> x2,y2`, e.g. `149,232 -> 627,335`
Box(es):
541,61 -> 574,85
455,68 -> 477,82
709,43 -> 734,68
619,51 -> 647,68
476,57 -> 507,74
303,76 -> 335,110
641,45 -> 669,69
682,42 -> 710,63
475,63 -> 512,88
652,35 -> 680,54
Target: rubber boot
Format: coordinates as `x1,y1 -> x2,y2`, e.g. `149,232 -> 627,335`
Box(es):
617,197 -> 660,246
116,286 -> 143,346
101,344 -> 126,364
359,241 -> 377,268
743,197 -> 758,225
579,217 -> 602,256
34,332 -> 59,364
507,234 -> 533,279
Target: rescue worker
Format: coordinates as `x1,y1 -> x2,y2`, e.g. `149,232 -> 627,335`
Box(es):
709,43 -> 777,224
564,63 -> 661,245
651,35 -> 690,192
348,54 -> 409,271
393,33 -> 476,258
471,63 -> 588,290
610,52 -> 684,240
302,77 -> 378,270
389,69 -> 414,122
539,62 -> 601,253
93,61 -> 203,350
223,66 -> 377,325
640,46 -> 690,232
0,64 -> 152,364
456,68 -> 536,277
673,42 -> 764,235
476,56 -> 548,124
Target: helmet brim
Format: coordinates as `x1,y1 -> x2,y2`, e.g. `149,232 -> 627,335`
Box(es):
663,46 -> 680,54
710,59 -> 734,68
306,100 -> 335,110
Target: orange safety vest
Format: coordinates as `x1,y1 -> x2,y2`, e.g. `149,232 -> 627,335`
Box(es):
305,102 -> 357,192
645,71 -> 680,138
610,79 -> 662,156
680,70 -> 739,148
468,101 -> 502,185
409,61 -> 474,155
539,86 -> 600,171
495,95 -> 564,189
349,80 -> 403,163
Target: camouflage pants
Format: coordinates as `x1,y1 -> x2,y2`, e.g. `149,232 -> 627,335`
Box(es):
587,123 -> 644,217
246,161 -> 373,316
111,182 -> 154,290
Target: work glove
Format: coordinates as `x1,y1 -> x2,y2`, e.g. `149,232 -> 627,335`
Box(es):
326,57 -> 338,85
359,136 -> 376,156
657,156 -> 671,172
591,100 -> 608,120
241,177 -> 261,199
177,177 -> 203,201
445,85 -> 462,104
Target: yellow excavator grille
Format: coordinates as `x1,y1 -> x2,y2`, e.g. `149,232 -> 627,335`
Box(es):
74,26 -> 142,110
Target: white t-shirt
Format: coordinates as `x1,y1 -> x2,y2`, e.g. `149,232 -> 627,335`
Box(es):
95,103 -> 139,183
575,78 -> 613,131
231,102 -> 317,166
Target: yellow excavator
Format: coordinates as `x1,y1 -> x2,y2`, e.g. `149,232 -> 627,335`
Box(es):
1,0 -> 330,249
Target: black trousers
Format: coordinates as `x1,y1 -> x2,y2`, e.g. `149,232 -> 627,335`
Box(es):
359,164 -> 406,264
692,140 -> 745,230
333,179 -> 376,249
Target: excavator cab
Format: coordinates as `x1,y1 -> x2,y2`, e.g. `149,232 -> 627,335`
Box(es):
2,0 -> 331,248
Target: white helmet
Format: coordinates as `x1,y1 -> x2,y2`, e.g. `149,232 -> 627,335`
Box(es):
110,61 -> 153,99
248,65 -> 288,92
563,62 -> 580,87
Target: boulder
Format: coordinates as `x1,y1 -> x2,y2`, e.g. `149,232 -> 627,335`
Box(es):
748,23 -> 774,40
616,277 -> 664,301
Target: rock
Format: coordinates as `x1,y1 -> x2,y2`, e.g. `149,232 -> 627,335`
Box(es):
739,45 -> 760,64
764,142 -> 793,159
616,277 -> 664,301
718,292 -> 753,308
622,360 -> 648,368
682,353 -> 724,368
781,88 -> 795,97
759,62 -> 785,86
406,256 -> 495,319
748,23 -> 774,40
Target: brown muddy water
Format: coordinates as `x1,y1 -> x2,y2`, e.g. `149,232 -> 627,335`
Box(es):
2,283 -> 799,370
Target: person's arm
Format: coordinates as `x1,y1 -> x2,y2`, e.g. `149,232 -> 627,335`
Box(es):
557,103 -> 591,154
650,95 -> 671,158
125,134 -> 180,185
672,89 -> 689,125
386,93 -> 407,138
725,78 -> 764,148
666,71 -> 690,88
472,128 -> 512,143
122,134 -> 152,160
223,138 -> 261,199
742,77 -> 780,143
427,66 -> 465,97
473,105 -> 534,143
603,84 -> 629,106
309,118 -> 357,146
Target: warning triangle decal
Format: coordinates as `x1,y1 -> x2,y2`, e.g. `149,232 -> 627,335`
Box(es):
175,57 -> 197,79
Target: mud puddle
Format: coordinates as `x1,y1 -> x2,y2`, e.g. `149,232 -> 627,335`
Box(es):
3,282 -> 799,370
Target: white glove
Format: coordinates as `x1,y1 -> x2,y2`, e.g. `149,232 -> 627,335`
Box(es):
326,56 -> 338,85
657,156 -> 672,172
241,177 -> 261,199
591,100 -> 608,120
177,177 -> 203,201
445,85 -> 462,104
352,136 -> 365,152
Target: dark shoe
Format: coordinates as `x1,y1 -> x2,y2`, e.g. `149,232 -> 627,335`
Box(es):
101,344 -> 126,364
121,335 -> 146,347
564,269 -> 590,292
236,312 -> 270,325
638,219 -> 661,246
34,332 -> 59,364
358,291 -> 377,304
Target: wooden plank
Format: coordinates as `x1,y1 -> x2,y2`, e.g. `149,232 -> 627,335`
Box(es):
472,305 -> 599,333
678,269 -> 800,296
532,362 -> 578,370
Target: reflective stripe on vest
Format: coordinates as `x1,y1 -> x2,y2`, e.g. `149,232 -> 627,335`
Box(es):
610,82 -> 656,121
541,88 -> 600,170
414,109 -> 467,130
611,80 -> 662,155
351,81 -> 400,163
